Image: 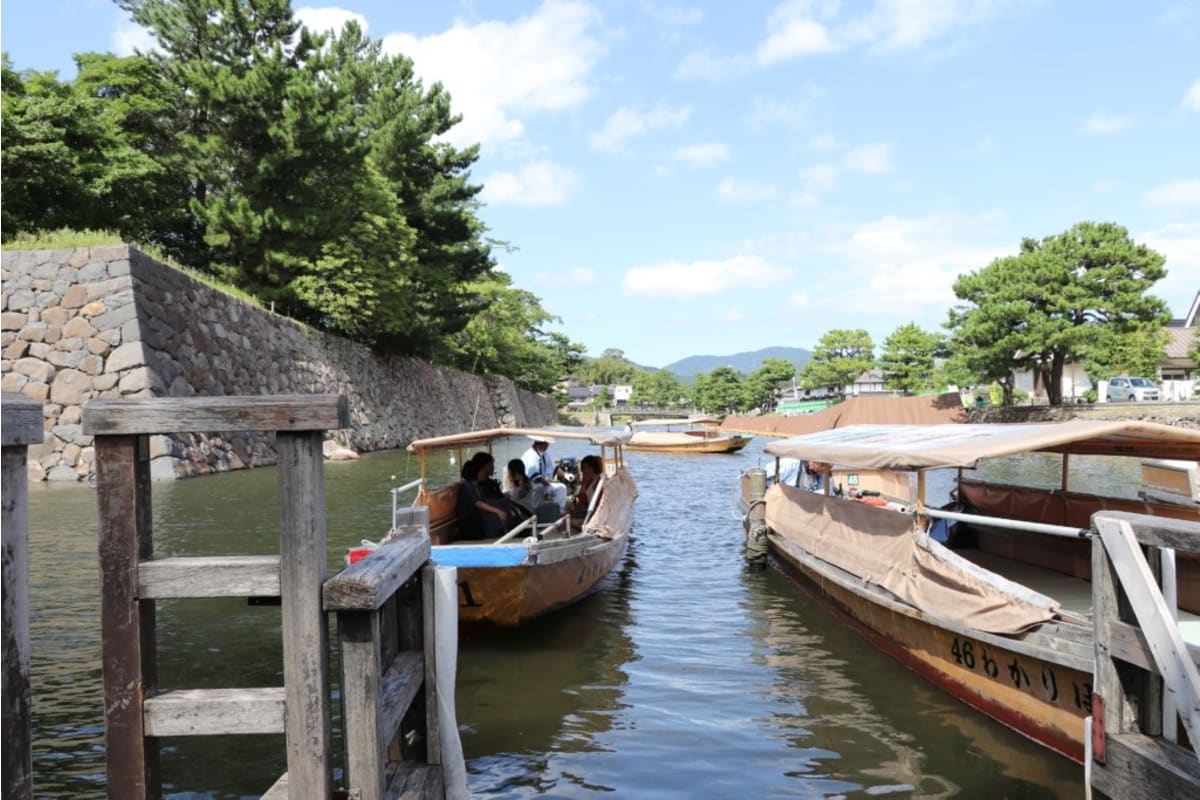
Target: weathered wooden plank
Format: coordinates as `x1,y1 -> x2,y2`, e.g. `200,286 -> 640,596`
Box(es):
381,651 -> 425,749
323,533 -> 431,612
260,772 -> 288,800
385,763 -> 444,800
276,431 -> 332,799
338,611 -> 387,800
421,565 -> 443,769
1107,621 -> 1200,687
82,395 -> 351,435
1094,532 -> 1136,747
143,688 -> 286,736
1096,516 -> 1200,757
2,445 -> 32,800
1,394 -> 43,446
1091,733 -> 1200,800
95,434 -> 160,799
138,555 -> 281,598
1093,511 -> 1200,552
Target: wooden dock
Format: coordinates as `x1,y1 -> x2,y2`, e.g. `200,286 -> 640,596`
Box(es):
79,395 -> 465,799
2,394 -> 43,800
1090,510 -> 1200,798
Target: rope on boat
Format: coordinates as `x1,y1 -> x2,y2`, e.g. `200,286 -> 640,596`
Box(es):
743,498 -> 769,565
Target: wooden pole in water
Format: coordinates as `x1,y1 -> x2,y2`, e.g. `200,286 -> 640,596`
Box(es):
2,395 -> 42,800
745,468 -> 768,563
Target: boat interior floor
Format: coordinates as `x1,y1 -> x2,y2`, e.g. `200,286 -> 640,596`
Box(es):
960,548 -> 1200,647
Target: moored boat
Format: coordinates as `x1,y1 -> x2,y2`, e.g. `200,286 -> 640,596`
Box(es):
625,415 -> 751,454
394,428 -> 637,632
742,420 -> 1200,763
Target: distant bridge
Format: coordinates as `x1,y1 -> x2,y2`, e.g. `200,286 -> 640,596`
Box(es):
592,406 -> 703,424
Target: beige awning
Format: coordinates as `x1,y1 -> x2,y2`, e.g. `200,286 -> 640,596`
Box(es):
722,393 -> 967,437
630,415 -> 720,428
408,427 -> 630,454
764,421 -> 1200,469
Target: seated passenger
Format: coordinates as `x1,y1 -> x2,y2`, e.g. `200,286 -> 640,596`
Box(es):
455,454 -> 509,540
505,457 -> 545,514
570,455 -> 603,521
521,435 -> 568,512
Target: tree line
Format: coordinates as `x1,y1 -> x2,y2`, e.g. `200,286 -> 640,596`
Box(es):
578,221 -> 1178,412
1,0 -> 584,394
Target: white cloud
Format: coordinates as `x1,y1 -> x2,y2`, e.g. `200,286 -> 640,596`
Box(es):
1139,221 -> 1200,305
843,142 -> 894,174
673,49 -> 749,80
801,163 -> 838,191
295,6 -> 367,35
746,86 -> 826,131
670,143 -> 730,168
807,132 -> 842,153
480,161 -> 579,206
757,2 -> 842,65
818,211 -> 1011,313
534,266 -> 597,286
643,4 -> 705,26
590,104 -> 692,152
790,291 -> 811,306
717,177 -> 778,203
720,309 -> 746,323
790,192 -> 821,207
1143,179 -> 1200,208
383,0 -> 609,147
1078,111 -> 1135,135
623,254 -> 792,296
1182,78 -> 1200,111
111,22 -> 157,56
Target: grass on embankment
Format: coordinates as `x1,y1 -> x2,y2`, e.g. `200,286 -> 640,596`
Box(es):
4,229 -> 266,310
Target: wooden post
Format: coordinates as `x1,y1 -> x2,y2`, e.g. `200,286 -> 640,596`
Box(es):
2,395 -> 42,800
276,431 -> 332,799
95,434 -> 161,799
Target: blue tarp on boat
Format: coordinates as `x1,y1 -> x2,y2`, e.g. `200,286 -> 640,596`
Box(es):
432,544 -> 528,568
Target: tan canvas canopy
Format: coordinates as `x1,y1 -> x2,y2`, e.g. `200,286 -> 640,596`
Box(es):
764,421 -> 1200,469
407,427 -> 630,454
630,415 -> 720,428
722,393 -> 966,437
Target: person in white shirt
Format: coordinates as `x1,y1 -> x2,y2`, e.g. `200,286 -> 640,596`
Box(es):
521,435 -> 568,511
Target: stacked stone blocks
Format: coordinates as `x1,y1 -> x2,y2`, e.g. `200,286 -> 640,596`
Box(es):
1,245 -> 557,481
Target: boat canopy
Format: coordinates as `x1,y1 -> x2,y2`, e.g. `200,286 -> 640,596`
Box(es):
407,427 -> 630,454
764,421 -> 1200,469
630,415 -> 720,428
723,393 -> 966,437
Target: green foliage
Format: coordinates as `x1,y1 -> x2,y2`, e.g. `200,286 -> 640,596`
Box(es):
1190,334 -> 1200,367
632,369 -> 688,407
3,4 -> 566,393
744,357 -> 796,409
1082,327 -> 1169,383
593,385 -> 612,408
578,351 -> 641,386
693,366 -> 748,413
948,221 -> 1168,405
879,322 -> 943,394
799,329 -> 875,397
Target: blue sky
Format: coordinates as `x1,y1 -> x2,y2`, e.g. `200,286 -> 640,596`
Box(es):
3,1 -> 1199,368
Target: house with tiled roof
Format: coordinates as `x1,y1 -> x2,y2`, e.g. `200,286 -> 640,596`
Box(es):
1161,290 -> 1199,381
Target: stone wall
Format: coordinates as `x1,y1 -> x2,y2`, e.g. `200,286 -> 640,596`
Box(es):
970,402 -> 1200,429
1,245 -> 558,481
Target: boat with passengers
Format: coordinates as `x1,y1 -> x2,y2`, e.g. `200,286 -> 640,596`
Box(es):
625,415 -> 751,454
741,420 -> 1200,762
380,427 -> 637,631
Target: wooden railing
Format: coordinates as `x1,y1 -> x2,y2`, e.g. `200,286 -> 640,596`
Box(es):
82,395 -> 349,799
1090,510 -> 1200,799
2,394 -> 43,800
323,506 -> 463,799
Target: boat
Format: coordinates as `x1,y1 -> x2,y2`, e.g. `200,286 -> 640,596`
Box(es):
625,415 -> 751,454
386,427 -> 637,631
1140,458 -> 1200,507
741,420 -> 1200,763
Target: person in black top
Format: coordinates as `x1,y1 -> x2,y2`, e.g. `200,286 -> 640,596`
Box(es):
456,453 -> 509,539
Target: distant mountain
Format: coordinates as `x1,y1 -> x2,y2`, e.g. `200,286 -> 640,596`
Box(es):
661,346 -> 812,380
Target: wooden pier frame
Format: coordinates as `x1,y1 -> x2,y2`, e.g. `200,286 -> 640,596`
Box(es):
323,506 -> 460,800
1091,511 -> 1200,799
2,394 -> 43,800
83,395 -> 350,800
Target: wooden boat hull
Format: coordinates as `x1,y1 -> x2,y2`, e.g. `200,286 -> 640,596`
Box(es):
450,534 -> 629,631
767,533 -> 1090,763
625,435 -> 751,454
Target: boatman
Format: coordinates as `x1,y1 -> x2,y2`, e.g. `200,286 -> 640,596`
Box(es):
522,435 -> 568,512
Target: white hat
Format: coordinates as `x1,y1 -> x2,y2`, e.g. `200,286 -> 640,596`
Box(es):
528,434 -> 555,444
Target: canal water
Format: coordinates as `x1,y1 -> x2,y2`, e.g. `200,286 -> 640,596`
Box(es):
25,435 -> 1085,798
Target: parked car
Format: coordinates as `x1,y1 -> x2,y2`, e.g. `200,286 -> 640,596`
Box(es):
1107,376 -> 1160,402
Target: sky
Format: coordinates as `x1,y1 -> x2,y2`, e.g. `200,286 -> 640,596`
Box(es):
2,1 -> 1199,368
